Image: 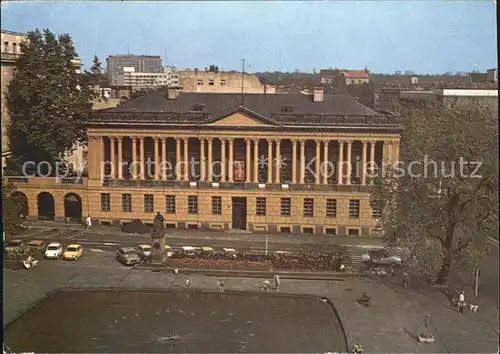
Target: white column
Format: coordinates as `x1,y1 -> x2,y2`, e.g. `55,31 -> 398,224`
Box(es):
291,139 -> 297,184
109,136 -> 116,179
207,137 -> 213,182
131,137 -> 137,179
322,140 -> 328,184
220,138 -> 226,182
175,137 -> 181,181
299,140 -> 305,184
245,138 -> 251,183
361,141 -> 367,185
161,137 -> 167,180
153,137 -> 159,180
267,139 -> 273,184
253,138 -> 259,183
315,139 -> 321,184
228,138 -> 234,182
199,138 -> 206,181
275,139 -> 281,184
183,137 -> 189,181
337,140 -> 344,185
139,136 -> 145,179
346,140 -> 352,185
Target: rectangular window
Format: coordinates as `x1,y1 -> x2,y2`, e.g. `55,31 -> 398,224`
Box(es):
122,194 -> 132,212
188,196 -> 198,214
12,43 -> 17,54
348,228 -> 360,236
303,198 -> 314,217
349,199 -> 360,219
101,193 -> 110,212
212,196 -> 222,215
220,79 -> 227,86
281,198 -> 291,216
165,195 -> 176,214
371,200 -> 383,219
208,79 -> 215,86
3,41 -> 8,53
197,79 -> 203,86
326,199 -> 337,218
144,194 -> 154,213
256,197 -> 266,216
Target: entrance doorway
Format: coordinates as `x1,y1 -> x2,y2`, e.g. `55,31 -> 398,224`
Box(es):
231,197 -> 247,230
11,191 -> 28,218
64,193 -> 83,222
37,192 -> 55,221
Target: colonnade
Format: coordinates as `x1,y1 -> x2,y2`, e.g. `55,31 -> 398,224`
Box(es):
90,136 -> 398,186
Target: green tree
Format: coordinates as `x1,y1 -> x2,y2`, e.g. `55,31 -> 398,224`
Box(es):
1,177 -> 22,234
83,55 -> 107,86
5,29 -> 94,176
372,102 -> 498,284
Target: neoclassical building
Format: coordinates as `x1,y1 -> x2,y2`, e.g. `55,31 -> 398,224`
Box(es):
11,88 -> 402,236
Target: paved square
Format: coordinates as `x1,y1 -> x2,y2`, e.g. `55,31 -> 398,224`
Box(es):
3,289 -> 347,353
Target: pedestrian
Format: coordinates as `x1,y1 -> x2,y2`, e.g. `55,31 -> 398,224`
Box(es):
402,272 -> 409,288
273,274 -> 280,291
218,279 -> 224,292
173,268 -> 179,275
263,280 -> 270,291
185,279 -> 191,288
458,290 -> 465,314
390,264 -> 395,276
85,215 -> 92,230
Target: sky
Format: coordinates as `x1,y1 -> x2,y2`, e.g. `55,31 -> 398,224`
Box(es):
1,1 -> 497,74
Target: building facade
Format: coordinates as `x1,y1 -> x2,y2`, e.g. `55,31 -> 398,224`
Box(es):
106,55 -> 162,77
10,88 -> 402,237
1,30 -> 27,167
179,70 -> 275,94
320,69 -> 369,86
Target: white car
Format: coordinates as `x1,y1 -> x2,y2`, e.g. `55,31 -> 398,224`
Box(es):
44,242 -> 63,259
136,244 -> 152,259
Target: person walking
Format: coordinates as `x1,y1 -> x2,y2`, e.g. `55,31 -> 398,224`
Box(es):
185,279 -> 191,289
85,215 -> 92,230
402,272 -> 409,288
218,279 -> 225,292
458,290 -> 465,314
273,274 -> 280,291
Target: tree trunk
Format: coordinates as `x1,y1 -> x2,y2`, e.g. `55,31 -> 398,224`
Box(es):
436,252 -> 452,284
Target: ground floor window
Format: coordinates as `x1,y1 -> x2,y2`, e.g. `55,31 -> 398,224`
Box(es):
122,194 -> 132,212
144,194 -> 154,213
165,195 -> 176,214
349,199 -> 360,218
212,196 -> 222,215
348,228 -> 360,236
281,198 -> 291,216
188,196 -> 198,214
303,198 -> 314,217
101,193 -> 110,212
371,199 -> 383,219
326,199 -> 337,218
256,197 -> 266,216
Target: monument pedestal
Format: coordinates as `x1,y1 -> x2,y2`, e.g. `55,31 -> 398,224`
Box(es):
151,233 -> 166,264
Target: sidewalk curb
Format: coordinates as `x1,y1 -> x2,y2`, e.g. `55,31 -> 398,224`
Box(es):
134,264 -> 363,280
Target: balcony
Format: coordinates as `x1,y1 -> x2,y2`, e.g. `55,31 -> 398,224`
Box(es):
1,52 -> 21,63
6,177 -> 87,187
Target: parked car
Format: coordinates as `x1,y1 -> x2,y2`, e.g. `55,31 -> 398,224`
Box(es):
28,240 -> 46,252
45,242 -> 63,259
200,246 -> 215,258
361,249 -> 402,267
63,244 -> 83,261
181,246 -> 200,257
136,244 -> 152,259
4,239 -> 24,252
116,247 -> 141,266
223,248 -> 238,259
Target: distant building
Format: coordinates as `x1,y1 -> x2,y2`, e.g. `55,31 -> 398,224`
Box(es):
110,66 -> 179,89
487,68 -> 498,83
470,72 -> 488,83
1,30 -> 27,167
320,69 -> 369,86
106,54 -> 162,77
400,89 -> 498,110
179,70 -> 275,93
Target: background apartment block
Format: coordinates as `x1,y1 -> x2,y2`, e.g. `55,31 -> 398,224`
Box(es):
106,54 -> 162,77
110,66 -> 179,88
1,30 -> 27,167
179,70 -> 276,93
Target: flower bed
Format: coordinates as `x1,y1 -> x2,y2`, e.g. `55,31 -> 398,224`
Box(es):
165,258 -> 273,271
3,245 -> 42,270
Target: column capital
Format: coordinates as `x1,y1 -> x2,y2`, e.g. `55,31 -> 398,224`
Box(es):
130,136 -> 138,141
338,140 -> 346,144
274,139 -> 281,144
322,139 -> 329,144
252,138 -> 259,144
368,140 -> 377,145
245,137 -> 252,143
138,136 -> 145,142
116,136 -> 123,141
160,136 -> 167,141
220,139 -> 227,145
206,136 -> 214,142
153,136 -> 159,141
182,137 -> 189,142
299,139 -> 306,145
199,137 -> 206,143
227,137 -> 234,143
291,139 -> 298,145
346,140 -> 353,145
386,140 -> 397,145
361,140 -> 368,145
314,139 -> 322,143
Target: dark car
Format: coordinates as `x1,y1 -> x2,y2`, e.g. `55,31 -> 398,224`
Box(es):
116,247 -> 141,266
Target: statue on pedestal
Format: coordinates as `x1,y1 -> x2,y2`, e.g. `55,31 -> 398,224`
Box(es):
151,212 -> 166,263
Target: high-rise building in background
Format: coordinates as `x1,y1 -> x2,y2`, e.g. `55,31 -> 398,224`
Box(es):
106,54 -> 162,77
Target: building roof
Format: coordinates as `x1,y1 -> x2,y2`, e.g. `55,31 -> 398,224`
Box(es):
108,91 -> 381,117
344,70 -> 369,79
1,29 -> 27,36
319,69 -> 339,77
